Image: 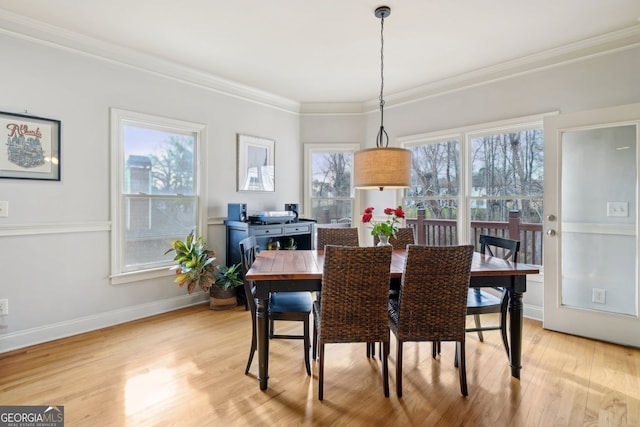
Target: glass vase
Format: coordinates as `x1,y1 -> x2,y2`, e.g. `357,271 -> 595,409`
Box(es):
376,235 -> 391,246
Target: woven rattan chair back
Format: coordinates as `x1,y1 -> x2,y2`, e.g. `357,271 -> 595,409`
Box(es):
389,244 -> 474,397
395,245 -> 474,342
373,227 -> 416,249
369,227 -> 416,358
315,245 -> 392,400
320,245 -> 392,343
316,227 -> 359,251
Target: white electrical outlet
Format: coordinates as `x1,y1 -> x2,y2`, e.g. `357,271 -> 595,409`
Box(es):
592,288 -> 606,304
0,201 -> 8,218
0,299 -> 8,315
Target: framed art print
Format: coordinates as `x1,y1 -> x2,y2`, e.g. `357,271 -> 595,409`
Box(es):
237,133 -> 275,192
0,111 -> 61,181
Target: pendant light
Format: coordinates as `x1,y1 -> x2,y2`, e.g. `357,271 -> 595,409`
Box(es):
354,5 -> 411,191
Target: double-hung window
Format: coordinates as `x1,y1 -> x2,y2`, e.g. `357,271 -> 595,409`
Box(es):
401,114 -> 545,265
304,143 -> 359,227
110,109 -> 206,283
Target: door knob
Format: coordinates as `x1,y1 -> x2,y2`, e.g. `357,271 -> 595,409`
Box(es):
547,229 -> 556,237
547,214 -> 556,221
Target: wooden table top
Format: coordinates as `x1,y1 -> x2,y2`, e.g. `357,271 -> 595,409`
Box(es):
245,249 -> 539,281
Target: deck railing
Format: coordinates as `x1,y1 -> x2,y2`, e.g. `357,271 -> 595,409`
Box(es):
405,209 -> 543,265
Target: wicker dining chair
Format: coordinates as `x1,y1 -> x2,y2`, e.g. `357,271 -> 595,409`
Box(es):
313,245 -> 393,400
369,227 -> 417,357
313,227 -> 360,357
466,235 -> 520,356
373,227 -> 416,249
316,227 -> 359,250
388,244 -> 474,397
239,236 -> 313,376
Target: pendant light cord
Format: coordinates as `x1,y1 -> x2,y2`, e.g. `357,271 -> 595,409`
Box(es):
376,14 -> 389,148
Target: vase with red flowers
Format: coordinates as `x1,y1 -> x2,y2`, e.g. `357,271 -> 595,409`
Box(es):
361,206 -> 405,246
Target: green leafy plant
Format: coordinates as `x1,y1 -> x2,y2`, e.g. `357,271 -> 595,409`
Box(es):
165,231 -> 216,294
213,263 -> 244,290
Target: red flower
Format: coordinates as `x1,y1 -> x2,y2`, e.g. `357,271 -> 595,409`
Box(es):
383,207 -> 394,215
362,212 -> 373,223
394,207 -> 405,219
364,207 -> 374,214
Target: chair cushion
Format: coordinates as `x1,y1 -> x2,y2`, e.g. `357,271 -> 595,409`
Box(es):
466,288 -> 501,309
388,299 -> 399,328
312,300 -> 321,317
270,291 -> 312,313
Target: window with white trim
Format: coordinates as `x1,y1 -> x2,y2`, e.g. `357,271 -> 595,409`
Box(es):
304,143 -> 359,227
110,109 -> 206,283
401,114 -> 545,265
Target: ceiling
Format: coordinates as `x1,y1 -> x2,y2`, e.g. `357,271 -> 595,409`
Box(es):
1,1 -> 639,105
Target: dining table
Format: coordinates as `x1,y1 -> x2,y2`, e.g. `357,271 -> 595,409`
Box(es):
245,248 -> 540,391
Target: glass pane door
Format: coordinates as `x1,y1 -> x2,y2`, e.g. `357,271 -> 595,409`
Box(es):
560,126 -> 637,315
543,103 -> 640,347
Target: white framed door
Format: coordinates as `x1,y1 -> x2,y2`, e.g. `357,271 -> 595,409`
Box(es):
543,103 -> 640,346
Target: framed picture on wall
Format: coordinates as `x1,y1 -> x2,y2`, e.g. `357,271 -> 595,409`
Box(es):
0,111 -> 61,181
237,133 -> 275,192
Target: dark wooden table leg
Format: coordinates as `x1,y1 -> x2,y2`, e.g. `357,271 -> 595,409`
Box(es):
508,277 -> 525,379
256,294 -> 269,390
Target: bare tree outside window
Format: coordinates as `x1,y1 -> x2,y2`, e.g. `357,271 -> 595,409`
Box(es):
148,136 -> 195,195
406,140 -> 460,220
403,125 -> 544,264
310,151 -> 353,225
470,129 -> 544,223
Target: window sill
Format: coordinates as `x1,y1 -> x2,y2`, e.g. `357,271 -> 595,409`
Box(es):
110,266 -> 174,285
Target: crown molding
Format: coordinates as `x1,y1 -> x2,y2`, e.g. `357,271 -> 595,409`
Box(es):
360,24 -> 640,114
300,24 -> 640,116
0,10 -> 301,114
299,103 -> 366,115
1,9 -> 638,116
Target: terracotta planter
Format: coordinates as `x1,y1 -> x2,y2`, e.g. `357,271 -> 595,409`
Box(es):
209,286 -> 238,310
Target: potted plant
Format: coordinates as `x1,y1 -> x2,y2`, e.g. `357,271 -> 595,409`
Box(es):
166,231 -> 244,310
286,237 -> 297,250
210,263 -> 243,310
361,206 -> 405,246
165,230 -> 216,294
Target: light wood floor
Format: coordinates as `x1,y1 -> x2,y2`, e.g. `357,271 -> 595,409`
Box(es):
1,304 -> 639,426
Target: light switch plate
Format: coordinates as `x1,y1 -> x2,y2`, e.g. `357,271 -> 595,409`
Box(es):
607,202 -> 628,217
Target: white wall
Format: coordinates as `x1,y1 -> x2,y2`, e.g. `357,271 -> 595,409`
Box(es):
0,33 -> 301,352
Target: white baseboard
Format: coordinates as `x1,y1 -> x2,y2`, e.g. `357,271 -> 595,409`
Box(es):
524,303 -> 543,322
0,293 -> 208,354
